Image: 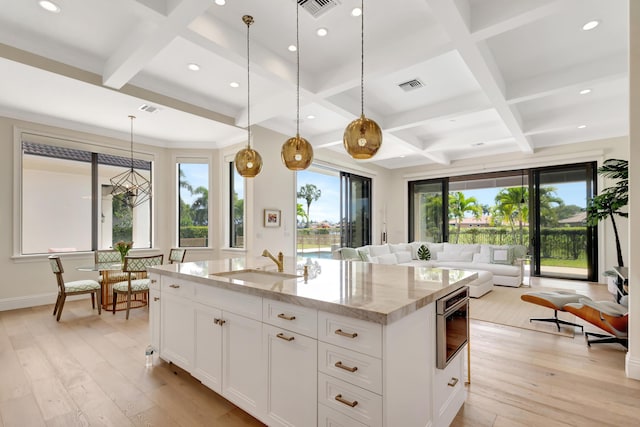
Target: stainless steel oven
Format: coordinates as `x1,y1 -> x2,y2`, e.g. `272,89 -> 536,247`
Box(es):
436,286 -> 469,369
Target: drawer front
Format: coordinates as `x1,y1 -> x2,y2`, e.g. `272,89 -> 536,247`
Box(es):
318,373 -> 382,427
318,342 -> 382,395
148,273 -> 160,291
318,312 -> 382,358
434,348 -> 464,419
263,299 -> 317,338
161,276 -> 194,298
318,403 -> 367,427
194,283 -> 262,321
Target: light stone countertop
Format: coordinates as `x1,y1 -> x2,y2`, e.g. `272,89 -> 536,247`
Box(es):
148,257 -> 478,325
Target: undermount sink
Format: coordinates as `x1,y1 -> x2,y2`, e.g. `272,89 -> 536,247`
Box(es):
211,269 -> 301,285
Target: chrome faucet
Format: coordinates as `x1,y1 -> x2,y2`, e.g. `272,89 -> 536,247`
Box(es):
262,250 -> 284,272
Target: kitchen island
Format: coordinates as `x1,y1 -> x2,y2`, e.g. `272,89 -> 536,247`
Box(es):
148,256 -> 476,427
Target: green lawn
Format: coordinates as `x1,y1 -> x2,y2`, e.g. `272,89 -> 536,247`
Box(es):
539,257 -> 587,268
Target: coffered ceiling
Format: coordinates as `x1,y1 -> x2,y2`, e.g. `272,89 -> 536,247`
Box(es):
0,0 -> 629,169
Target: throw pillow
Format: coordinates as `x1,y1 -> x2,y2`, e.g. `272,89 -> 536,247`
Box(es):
490,247 -> 514,265
417,244 -> 431,260
340,247 -> 360,261
369,244 -> 391,257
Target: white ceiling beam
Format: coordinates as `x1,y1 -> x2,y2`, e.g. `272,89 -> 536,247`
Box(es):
103,0 -> 213,89
382,92 -> 491,131
424,0 -> 534,154
506,53 -> 627,104
470,0 -> 581,41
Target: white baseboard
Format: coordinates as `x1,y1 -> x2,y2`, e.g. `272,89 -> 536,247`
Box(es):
0,292 -> 88,312
626,352 -> 640,380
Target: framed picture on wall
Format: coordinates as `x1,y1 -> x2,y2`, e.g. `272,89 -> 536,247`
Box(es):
264,209 -> 281,228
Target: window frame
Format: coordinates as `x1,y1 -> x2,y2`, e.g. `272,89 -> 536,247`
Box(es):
13,127 -> 154,258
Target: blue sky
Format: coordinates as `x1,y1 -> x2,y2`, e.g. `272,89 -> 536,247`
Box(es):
179,163 -> 209,204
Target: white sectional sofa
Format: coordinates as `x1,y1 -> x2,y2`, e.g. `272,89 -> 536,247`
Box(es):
333,242 -> 526,289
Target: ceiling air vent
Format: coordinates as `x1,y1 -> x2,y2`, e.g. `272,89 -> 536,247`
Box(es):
398,79 -> 424,92
138,103 -> 160,113
297,0 -> 341,19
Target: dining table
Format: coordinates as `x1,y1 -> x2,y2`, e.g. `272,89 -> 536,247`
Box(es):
76,262 -> 148,311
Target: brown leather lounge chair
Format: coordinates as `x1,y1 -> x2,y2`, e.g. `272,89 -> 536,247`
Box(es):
520,291 -> 588,331
564,296 -> 628,349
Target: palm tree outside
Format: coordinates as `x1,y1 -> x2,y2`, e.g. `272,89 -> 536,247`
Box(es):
297,184 -> 322,228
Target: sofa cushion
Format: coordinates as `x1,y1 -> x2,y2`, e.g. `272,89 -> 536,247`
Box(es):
389,243 -> 412,254
371,253 -> 397,264
395,251 -> 413,264
443,243 -> 480,254
436,251 -> 474,262
490,246 -> 514,265
472,252 -> 491,264
369,244 -> 391,257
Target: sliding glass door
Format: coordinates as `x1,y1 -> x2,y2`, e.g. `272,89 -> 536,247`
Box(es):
408,179 -> 447,243
531,163 -> 597,281
340,172 -> 372,248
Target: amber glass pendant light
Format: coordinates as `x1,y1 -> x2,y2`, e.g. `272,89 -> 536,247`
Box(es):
343,0 -> 381,159
235,15 -> 262,178
281,2 -> 313,170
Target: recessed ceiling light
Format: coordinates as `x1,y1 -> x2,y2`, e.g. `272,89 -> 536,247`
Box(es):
187,63 -> 200,71
288,45 -> 297,52
306,115 -> 315,120
38,1 -> 60,13
582,20 -> 600,31
577,124 -> 587,129
229,82 -> 240,88
579,88 -> 592,95
351,8 -> 362,17
214,0 -> 226,5
316,27 -> 328,37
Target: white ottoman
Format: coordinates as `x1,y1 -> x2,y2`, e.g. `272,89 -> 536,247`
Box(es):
467,270 -> 493,298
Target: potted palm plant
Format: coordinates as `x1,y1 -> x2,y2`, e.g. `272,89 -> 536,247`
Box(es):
586,159 -> 628,296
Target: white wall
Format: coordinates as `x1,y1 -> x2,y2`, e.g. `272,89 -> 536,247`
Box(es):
626,0 -> 639,380
385,136 -> 629,279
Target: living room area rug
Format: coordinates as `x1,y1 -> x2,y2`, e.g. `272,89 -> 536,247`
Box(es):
469,286 -> 580,337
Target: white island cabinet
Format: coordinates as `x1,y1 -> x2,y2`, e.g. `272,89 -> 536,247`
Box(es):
149,257 -> 475,427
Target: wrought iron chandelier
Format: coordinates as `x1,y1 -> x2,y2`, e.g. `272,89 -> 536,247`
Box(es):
110,115 -> 151,208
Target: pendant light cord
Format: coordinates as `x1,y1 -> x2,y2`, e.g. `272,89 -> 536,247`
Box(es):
296,2 -> 300,136
360,0 -> 364,117
129,115 -> 135,171
246,17 -> 252,149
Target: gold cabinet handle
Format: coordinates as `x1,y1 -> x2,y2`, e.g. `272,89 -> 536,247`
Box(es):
335,329 -> 358,339
153,297 -> 159,301
277,313 -> 296,321
276,332 -> 295,342
334,361 -> 358,373
335,394 -> 358,408
214,318 -> 226,326
169,284 -> 180,289
448,377 -> 459,387
151,279 -> 157,283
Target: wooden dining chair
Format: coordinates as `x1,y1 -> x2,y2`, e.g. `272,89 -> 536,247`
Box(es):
112,254 -> 164,319
94,249 -> 128,284
168,248 -> 186,264
49,255 -> 101,321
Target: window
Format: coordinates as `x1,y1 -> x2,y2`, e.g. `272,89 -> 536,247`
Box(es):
296,166 -> 372,256
230,162 -> 244,248
178,162 -> 209,247
21,139 -> 152,255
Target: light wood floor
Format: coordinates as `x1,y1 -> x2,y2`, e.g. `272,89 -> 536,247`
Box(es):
0,278 -> 637,427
